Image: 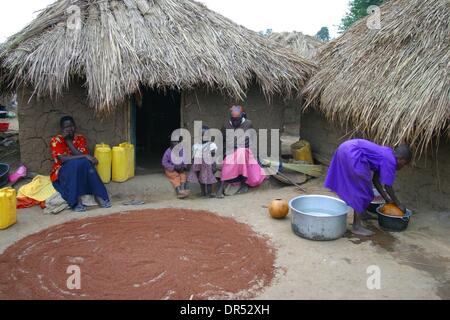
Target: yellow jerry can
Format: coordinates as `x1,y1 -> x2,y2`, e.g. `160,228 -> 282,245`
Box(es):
112,146 -> 129,183
291,140 -> 314,164
0,188 -> 17,230
94,143 -> 112,184
119,142 -> 135,179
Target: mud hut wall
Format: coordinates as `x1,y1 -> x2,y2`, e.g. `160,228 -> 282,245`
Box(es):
280,96 -> 303,136
18,85 -> 128,174
301,110 -> 450,210
182,87 -> 298,155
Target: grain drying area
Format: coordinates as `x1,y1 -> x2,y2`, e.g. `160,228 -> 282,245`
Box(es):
0,0 -> 448,301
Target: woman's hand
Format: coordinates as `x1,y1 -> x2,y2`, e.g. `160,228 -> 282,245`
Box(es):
373,172 -> 391,202
62,131 -> 71,140
62,128 -> 75,142
384,185 -> 406,212
397,203 -> 406,213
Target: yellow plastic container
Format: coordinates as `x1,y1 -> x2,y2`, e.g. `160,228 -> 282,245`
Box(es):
119,142 -> 135,179
94,144 -> 112,184
291,140 -> 314,164
0,188 -> 17,230
112,146 -> 129,183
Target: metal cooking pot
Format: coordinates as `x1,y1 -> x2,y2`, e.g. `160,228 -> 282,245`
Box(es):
289,195 -> 350,241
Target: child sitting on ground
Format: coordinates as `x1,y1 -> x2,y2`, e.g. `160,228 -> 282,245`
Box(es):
162,136 -> 190,199
188,126 -> 218,198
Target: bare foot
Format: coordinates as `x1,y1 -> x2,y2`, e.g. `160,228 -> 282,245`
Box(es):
352,225 -> 375,236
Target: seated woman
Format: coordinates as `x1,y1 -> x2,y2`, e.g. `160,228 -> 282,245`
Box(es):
216,106 -> 266,198
325,139 -> 412,236
50,116 -> 111,212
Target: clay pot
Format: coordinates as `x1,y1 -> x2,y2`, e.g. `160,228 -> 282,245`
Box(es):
380,203 -> 404,217
268,199 -> 289,219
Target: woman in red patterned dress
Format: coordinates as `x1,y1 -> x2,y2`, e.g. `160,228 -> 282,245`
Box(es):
50,116 -> 111,212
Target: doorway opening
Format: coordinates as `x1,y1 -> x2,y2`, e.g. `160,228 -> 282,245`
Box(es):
134,88 -> 181,175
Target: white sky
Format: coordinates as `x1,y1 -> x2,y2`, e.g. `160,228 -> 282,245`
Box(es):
0,0 -> 349,43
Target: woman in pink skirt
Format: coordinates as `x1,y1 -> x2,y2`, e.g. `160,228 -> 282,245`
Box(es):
216,106 -> 267,198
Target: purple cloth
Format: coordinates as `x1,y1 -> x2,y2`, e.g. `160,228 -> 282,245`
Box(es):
188,162 -> 217,185
324,139 -> 397,213
162,147 -> 187,171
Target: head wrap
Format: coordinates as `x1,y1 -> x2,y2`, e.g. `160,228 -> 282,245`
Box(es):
230,105 -> 245,118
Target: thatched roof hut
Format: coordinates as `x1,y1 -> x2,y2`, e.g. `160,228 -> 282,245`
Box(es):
268,31 -> 323,59
0,0 -> 317,174
303,0 -> 450,153
0,0 -> 315,113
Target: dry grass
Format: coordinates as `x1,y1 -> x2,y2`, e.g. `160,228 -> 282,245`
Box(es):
0,0 -> 316,113
268,31 -> 323,59
303,0 -> 450,154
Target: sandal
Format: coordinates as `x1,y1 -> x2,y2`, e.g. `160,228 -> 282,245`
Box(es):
224,183 -> 240,196
215,192 -> 225,199
237,184 -> 249,194
96,196 -> 112,208
100,199 -> 112,208
177,190 -> 189,199
123,200 -> 145,206
73,204 -> 87,213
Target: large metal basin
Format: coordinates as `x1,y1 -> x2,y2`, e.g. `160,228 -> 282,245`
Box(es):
289,195 -> 350,241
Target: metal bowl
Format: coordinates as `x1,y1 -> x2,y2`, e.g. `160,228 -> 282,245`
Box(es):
368,188 -> 385,214
368,201 -> 385,214
289,195 -> 350,241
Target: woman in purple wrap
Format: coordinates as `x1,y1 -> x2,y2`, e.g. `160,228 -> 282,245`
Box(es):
325,139 -> 412,236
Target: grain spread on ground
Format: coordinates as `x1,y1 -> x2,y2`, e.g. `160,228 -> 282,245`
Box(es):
0,209 -> 276,300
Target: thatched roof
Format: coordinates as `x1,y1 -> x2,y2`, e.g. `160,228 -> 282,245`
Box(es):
0,0 -> 316,113
303,0 -> 450,153
268,32 -> 323,59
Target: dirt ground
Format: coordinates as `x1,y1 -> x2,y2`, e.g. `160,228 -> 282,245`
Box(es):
1,175 -> 449,300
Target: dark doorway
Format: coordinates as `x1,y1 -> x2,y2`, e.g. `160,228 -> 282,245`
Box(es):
135,88 -> 181,174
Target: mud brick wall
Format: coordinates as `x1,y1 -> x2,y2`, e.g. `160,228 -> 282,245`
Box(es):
300,110 -> 450,210
183,87 -> 286,131
182,86 -> 300,157
282,98 -> 303,137
17,85 -> 128,174
0,95 -> 10,107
